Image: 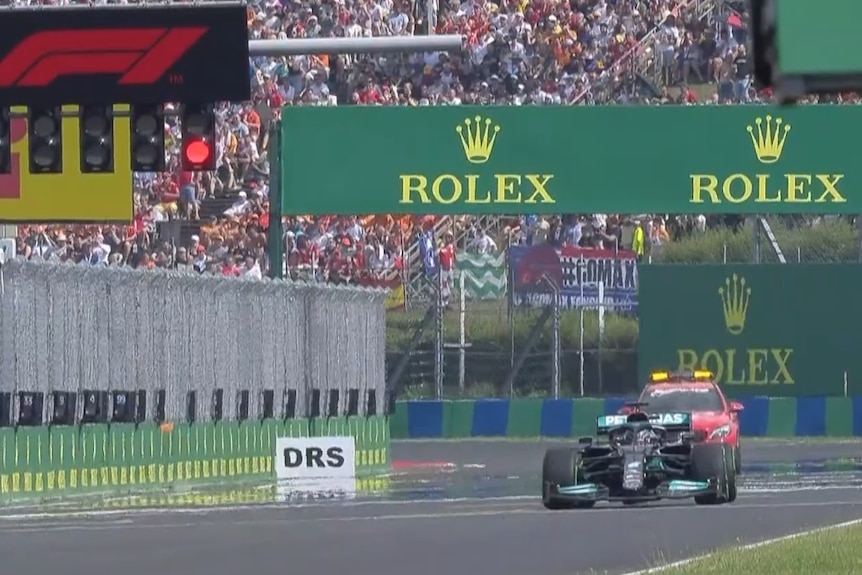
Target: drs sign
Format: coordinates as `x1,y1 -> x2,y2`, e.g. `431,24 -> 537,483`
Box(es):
275,436 -> 356,480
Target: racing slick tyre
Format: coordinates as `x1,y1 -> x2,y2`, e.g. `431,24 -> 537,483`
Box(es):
542,448 -> 595,510
690,444 -> 737,505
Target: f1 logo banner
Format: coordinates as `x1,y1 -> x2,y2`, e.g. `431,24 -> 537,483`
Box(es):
275,437 -> 356,480
0,4 -> 249,106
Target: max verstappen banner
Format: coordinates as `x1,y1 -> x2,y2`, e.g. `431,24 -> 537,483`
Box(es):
509,244 -> 639,313
0,4 -> 249,105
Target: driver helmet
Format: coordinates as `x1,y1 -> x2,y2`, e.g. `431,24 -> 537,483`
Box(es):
636,428 -> 654,443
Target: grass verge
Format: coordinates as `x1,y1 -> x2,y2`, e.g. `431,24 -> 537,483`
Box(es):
655,520 -> 862,575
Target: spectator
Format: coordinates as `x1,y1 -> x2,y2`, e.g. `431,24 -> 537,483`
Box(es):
467,227 -> 498,254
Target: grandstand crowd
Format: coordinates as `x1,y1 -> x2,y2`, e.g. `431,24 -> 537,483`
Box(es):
7,0 -> 833,281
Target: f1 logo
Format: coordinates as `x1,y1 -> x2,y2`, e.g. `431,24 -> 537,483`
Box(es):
0,28 -> 207,87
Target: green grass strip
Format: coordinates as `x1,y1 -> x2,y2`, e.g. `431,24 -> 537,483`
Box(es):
657,520 -> 862,575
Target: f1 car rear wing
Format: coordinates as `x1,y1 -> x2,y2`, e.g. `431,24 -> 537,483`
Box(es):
596,413 -> 692,435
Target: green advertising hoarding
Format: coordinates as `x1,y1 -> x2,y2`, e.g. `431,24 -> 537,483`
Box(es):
638,265 -> 862,397
281,105 -> 857,215
776,1 -> 862,76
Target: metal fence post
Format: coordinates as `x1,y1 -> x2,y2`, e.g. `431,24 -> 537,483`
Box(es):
551,280 -> 561,399
434,269 -> 444,399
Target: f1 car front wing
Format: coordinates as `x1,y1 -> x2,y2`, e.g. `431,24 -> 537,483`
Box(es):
549,478 -> 719,502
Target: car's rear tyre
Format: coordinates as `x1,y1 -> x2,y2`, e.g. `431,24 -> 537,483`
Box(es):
690,444 -> 737,505
542,447 -> 595,510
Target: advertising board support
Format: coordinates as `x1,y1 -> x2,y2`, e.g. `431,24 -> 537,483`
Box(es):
578,299 -> 585,397
551,276 -> 561,400
435,268 -> 444,399
578,281 -> 614,397
266,123 -> 283,279
753,216 -> 762,263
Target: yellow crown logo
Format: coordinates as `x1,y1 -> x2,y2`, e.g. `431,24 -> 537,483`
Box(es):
718,274 -> 751,335
456,116 -> 500,164
746,115 -> 790,164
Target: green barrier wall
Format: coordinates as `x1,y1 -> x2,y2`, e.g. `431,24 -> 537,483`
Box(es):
391,398 -> 862,439
0,416 -> 389,502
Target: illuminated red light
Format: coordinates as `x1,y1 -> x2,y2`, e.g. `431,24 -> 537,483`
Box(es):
184,139 -> 210,165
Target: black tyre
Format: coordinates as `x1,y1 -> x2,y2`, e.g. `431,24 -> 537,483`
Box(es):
690,443 -> 736,505
725,446 -> 738,502
734,444 -> 742,475
542,447 -> 595,510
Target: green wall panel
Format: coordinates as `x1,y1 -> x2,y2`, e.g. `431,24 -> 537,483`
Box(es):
766,397 -> 797,437
507,398 -> 543,438
443,401 -> 475,438
390,402 -> 408,440
825,397 -> 853,436
572,398 -> 606,438
0,416 -> 390,503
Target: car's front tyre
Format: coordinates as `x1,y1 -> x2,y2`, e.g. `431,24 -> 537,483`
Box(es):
542,448 -> 595,510
691,444 -> 737,505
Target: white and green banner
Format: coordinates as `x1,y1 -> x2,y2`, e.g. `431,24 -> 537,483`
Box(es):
456,251 -> 507,300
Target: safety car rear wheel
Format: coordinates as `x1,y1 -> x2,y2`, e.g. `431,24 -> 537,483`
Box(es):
542,448 -> 595,510
690,444 -> 737,505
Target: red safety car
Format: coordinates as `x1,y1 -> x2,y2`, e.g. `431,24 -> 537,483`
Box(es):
621,370 -> 744,474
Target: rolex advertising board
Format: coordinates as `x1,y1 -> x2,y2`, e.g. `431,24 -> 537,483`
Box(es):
638,265 -> 862,397
280,105 -> 860,216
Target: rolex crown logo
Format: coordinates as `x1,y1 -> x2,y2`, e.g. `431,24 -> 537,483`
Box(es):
456,115 -> 500,164
746,115 -> 790,164
718,273 -> 751,336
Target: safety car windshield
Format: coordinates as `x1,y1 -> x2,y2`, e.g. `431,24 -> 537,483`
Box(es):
641,386 -> 724,412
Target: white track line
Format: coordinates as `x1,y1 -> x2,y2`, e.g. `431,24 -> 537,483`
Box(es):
620,517 -> 862,575
0,486 -> 857,522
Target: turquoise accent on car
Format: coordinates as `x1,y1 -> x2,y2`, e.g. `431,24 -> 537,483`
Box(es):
596,412 -> 692,431
667,480 -> 709,491
557,483 -> 599,495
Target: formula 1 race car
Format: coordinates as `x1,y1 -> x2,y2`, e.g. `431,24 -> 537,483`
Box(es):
542,404 -> 737,509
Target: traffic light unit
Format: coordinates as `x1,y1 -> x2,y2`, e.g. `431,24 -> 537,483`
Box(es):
180,103 -> 216,172
79,104 -> 114,173
130,104 -> 166,172
0,103 -> 218,175
28,106 -> 63,174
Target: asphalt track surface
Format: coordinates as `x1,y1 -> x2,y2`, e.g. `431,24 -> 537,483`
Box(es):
0,439 -> 860,575
391,437 -> 862,477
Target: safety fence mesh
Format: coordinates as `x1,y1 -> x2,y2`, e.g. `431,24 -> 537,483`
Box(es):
0,261 -> 387,423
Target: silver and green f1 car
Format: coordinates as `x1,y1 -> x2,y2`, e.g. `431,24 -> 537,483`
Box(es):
542,404 -> 737,509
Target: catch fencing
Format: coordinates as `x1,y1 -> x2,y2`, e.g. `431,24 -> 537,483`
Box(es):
0,261 -> 387,424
